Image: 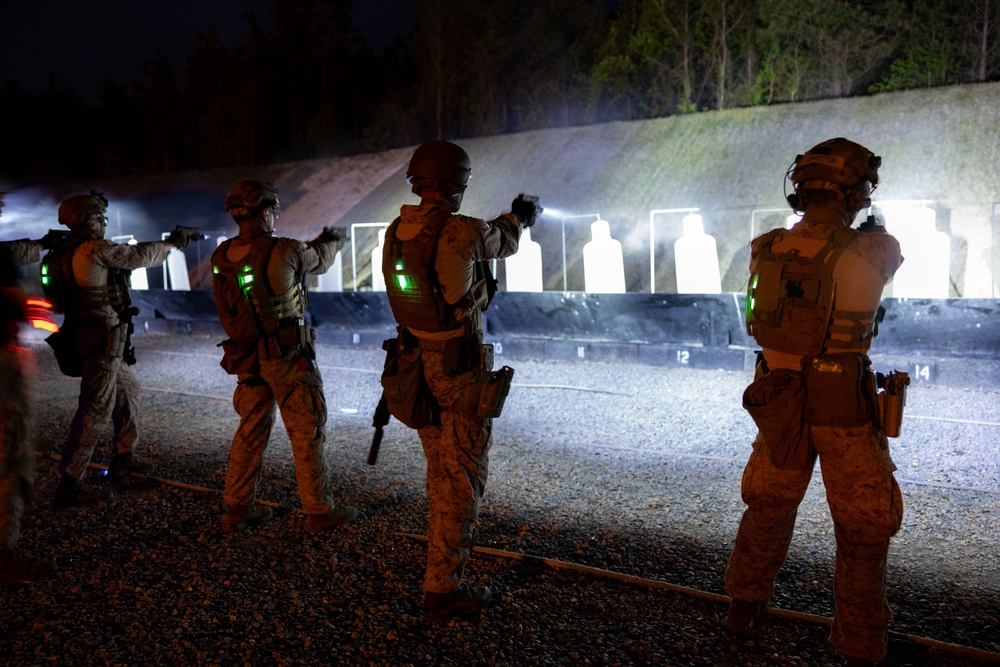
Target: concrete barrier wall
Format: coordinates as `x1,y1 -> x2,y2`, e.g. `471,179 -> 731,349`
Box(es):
131,289 -> 1000,358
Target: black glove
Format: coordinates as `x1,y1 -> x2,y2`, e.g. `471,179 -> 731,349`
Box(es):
511,194 -> 542,228
167,229 -> 192,249
38,229 -> 68,250
312,226 -> 347,245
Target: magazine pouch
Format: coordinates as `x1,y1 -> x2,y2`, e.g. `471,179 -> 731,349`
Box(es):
802,353 -> 870,428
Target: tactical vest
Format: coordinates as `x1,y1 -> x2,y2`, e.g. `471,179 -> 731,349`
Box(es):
745,226 -> 879,356
40,237 -> 131,317
212,235 -> 310,359
382,210 -> 489,333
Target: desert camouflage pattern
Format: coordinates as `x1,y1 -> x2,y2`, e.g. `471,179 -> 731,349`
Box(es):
395,203 -> 521,341
59,352 -> 141,479
56,236 -> 173,479
393,202 -> 519,594
66,239 -> 170,319
727,205 -> 904,663
219,231 -> 343,514
0,345 -> 35,549
4,239 -> 41,267
223,353 -> 332,515
417,348 -> 492,593
725,425 -> 903,661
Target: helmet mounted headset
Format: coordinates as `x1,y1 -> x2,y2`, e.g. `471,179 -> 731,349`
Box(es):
58,189 -> 109,228
785,138 -> 881,217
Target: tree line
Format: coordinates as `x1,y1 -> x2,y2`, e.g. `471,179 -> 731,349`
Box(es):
2,0 -> 998,185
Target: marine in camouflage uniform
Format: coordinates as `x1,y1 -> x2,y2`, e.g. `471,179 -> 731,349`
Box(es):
383,141 -> 537,621
0,228 -> 59,581
214,179 -> 357,533
44,192 -> 187,507
724,139 -> 904,667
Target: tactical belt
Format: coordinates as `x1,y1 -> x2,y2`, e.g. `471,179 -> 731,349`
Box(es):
413,336 -> 454,352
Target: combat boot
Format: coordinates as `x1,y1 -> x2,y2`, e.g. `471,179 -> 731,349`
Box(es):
722,597 -> 769,635
304,506 -> 359,533
221,504 -> 273,532
107,452 -> 155,480
54,476 -> 112,508
0,548 -> 57,583
424,585 -> 492,622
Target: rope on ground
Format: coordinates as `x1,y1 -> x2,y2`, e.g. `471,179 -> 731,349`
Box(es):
400,531 -> 1000,664
37,454 -> 1000,664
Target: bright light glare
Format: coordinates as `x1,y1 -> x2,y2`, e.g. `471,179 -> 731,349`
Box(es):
371,229 -> 386,292
879,203 -> 950,298
30,319 -> 59,332
25,298 -> 59,332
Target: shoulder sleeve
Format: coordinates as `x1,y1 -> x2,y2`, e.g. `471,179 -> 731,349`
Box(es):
282,236 -> 338,276
443,212 -> 521,262
92,239 -> 171,270
2,239 -> 41,266
851,229 -> 903,282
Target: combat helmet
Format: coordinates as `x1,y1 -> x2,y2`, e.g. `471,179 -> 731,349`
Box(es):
224,179 -> 280,217
57,190 -> 109,227
786,138 -> 880,214
406,141 -> 472,189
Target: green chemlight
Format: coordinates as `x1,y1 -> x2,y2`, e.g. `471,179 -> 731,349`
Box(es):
238,266 -> 255,291
395,275 -> 410,290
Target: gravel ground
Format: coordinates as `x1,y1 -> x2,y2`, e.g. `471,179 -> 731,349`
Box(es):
3,331 -> 998,666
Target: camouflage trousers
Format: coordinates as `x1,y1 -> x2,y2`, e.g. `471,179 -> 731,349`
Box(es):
417,348 -> 492,594
725,423 -> 904,662
0,345 -> 35,550
59,353 -> 140,480
223,352 -> 332,515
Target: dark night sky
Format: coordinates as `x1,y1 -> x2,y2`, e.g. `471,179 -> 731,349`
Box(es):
1,0 -> 415,102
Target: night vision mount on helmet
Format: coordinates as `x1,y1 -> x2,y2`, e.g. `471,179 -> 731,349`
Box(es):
785,138 -> 881,214
57,190 -> 109,227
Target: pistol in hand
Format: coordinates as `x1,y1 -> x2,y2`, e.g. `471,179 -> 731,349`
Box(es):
167,225 -> 207,249
511,194 -> 543,228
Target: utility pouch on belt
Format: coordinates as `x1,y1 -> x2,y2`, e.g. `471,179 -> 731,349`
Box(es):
742,368 -> 813,470
802,353 -> 871,428
442,324 -> 483,376
876,370 -> 910,437
380,337 -> 440,429
45,326 -> 84,377
218,339 -> 260,375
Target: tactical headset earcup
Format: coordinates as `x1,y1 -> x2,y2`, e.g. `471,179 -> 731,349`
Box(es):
845,183 -> 871,212
786,191 -> 803,212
